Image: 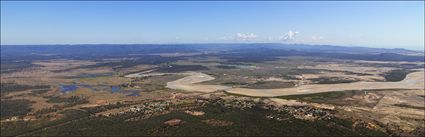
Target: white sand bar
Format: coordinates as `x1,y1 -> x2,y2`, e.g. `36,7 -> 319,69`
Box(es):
128,70 -> 424,97
226,70 -> 424,97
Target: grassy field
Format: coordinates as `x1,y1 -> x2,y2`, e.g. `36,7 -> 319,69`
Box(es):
277,90 -> 386,108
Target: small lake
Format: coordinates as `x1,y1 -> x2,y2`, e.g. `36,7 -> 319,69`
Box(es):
59,84 -> 132,94
59,85 -> 78,93
127,92 -> 140,96
111,86 -> 121,93
121,90 -> 140,96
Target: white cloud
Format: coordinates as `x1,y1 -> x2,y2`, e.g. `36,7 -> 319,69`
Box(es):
311,36 -> 324,41
234,33 -> 257,41
279,30 -> 299,41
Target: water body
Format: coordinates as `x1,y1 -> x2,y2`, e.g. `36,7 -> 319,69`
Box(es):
121,90 -> 140,96
59,84 -> 125,94
111,86 -> 121,93
59,85 -> 78,93
127,92 -> 140,97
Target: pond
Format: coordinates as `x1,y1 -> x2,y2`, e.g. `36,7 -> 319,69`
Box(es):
127,92 -> 140,97
122,90 -> 140,96
59,84 -> 133,94
59,85 -> 78,93
111,86 -> 121,93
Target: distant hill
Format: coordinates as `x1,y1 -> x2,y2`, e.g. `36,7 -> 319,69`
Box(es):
1,43 -> 423,62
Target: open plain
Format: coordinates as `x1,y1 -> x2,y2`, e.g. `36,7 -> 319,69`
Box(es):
1,44 -> 424,136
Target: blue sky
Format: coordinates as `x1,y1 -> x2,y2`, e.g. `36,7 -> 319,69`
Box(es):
1,1 -> 424,50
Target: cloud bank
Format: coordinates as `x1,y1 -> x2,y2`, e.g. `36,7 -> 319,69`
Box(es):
235,33 -> 257,41
279,30 -> 299,41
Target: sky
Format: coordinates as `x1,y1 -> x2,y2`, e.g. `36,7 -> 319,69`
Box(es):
1,1 -> 424,50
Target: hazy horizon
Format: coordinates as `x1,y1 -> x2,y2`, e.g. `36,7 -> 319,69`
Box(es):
1,42 -> 424,52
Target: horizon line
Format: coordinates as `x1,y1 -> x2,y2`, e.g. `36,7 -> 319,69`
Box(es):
1,42 -> 424,51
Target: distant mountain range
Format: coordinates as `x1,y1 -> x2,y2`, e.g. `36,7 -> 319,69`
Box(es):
1,43 -> 422,55
1,43 -> 423,62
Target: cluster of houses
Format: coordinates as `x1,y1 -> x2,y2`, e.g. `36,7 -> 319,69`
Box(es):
96,92 -> 338,123
263,104 -> 335,121
128,100 -> 172,113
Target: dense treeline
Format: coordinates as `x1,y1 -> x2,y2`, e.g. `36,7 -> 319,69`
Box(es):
82,102 -> 130,114
0,99 -> 33,118
156,64 -> 209,73
383,69 -> 410,82
28,89 -> 50,96
0,109 -> 89,136
308,77 -> 359,84
46,96 -> 89,107
24,104 -> 387,136
219,48 -> 424,63
0,83 -> 50,95
242,81 -> 296,89
215,65 -> 238,69
0,60 -> 40,73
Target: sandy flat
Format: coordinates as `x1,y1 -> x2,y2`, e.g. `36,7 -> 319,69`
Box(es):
166,72 -> 231,93
226,70 -> 424,97
130,70 -> 424,97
